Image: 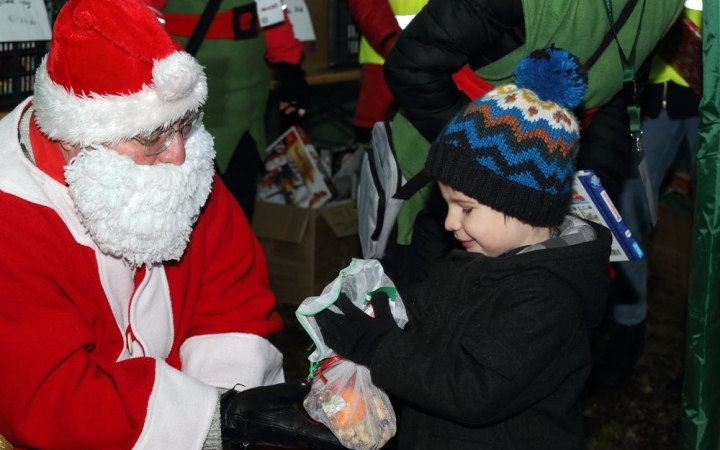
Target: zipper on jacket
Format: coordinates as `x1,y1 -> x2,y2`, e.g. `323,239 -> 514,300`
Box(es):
125,326 -> 146,356
126,327 -> 136,356
125,267 -> 147,357
662,82 -> 668,109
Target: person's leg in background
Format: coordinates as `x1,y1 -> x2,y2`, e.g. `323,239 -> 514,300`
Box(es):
574,93 -> 638,386
353,63 -> 397,145
221,131 -> 263,222
595,109 -> 700,387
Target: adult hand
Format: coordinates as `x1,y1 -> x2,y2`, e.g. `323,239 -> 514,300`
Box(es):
273,62 -> 310,123
221,380 -> 343,449
315,292 -> 399,367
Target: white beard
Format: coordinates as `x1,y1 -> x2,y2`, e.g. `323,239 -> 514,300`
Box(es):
64,127 -> 216,267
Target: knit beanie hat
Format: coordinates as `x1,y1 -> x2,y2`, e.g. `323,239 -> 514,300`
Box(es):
425,47 -> 588,226
33,0 -> 207,147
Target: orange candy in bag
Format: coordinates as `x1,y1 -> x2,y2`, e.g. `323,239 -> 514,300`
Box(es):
306,360 -> 395,450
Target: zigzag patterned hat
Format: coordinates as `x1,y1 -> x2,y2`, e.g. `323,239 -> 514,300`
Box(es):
425,47 -> 588,226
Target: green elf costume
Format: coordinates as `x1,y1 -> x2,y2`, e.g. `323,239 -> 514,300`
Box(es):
145,0 -> 308,220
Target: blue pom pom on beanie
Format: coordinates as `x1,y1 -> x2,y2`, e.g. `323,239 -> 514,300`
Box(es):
424,46 -> 588,227
514,47 -> 588,110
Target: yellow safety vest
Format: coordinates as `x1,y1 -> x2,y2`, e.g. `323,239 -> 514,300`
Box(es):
358,0 -> 429,65
649,7 -> 702,86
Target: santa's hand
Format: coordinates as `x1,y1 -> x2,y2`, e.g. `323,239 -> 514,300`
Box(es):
221,380 -> 343,448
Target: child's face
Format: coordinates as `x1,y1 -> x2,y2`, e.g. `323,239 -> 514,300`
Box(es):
439,182 -> 551,256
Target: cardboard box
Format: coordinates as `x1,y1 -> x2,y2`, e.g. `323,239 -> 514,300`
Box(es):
648,205 -> 694,295
252,200 -> 362,305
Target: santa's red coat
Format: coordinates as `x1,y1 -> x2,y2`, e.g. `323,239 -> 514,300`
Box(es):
0,100 -> 284,450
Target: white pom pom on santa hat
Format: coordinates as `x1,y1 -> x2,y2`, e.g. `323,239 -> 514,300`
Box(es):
33,0 -> 207,147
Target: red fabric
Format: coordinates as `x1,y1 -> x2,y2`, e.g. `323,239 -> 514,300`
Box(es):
263,10 -> 305,64
47,0 -> 181,96
348,0 -> 401,57
144,0 -> 166,10
354,63 -> 396,129
29,113 -> 66,185
347,0 -> 400,130
0,128 -> 282,448
161,6 -> 303,65
451,64 -> 495,101
580,106 -> 600,135
163,8 -> 254,39
607,263 -> 616,280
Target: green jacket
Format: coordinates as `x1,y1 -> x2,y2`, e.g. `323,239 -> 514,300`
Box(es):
389,0 -> 683,245
164,0 -> 269,173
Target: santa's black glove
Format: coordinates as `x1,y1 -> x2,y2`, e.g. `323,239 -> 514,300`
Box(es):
273,61 -> 310,122
315,292 -> 399,367
221,380 -> 343,449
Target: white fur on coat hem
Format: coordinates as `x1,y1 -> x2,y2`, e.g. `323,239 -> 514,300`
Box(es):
133,360 -> 217,450
180,333 -> 285,390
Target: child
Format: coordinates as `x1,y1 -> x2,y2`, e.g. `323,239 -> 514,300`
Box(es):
316,47 -> 612,449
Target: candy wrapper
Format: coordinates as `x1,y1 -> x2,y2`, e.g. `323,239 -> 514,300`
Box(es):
296,259 -> 408,450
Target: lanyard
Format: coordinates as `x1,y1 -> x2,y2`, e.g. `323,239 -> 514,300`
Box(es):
603,0 -> 645,136
603,0 -> 658,227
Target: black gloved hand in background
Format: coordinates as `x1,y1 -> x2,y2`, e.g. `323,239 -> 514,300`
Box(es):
221,379 -> 342,449
315,292 -> 399,367
272,62 -> 310,123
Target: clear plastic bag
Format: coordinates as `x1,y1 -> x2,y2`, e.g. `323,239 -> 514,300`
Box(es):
304,358 -> 395,450
296,258 -> 408,450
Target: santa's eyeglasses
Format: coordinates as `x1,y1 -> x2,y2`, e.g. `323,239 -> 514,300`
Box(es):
132,109 -> 204,156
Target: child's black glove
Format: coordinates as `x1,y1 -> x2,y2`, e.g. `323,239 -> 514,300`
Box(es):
221,380 -> 343,449
315,292 -> 399,367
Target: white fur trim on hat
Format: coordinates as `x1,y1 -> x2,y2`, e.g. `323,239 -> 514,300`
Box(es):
33,51 -> 207,146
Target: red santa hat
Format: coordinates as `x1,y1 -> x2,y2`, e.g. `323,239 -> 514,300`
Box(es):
33,0 -> 207,146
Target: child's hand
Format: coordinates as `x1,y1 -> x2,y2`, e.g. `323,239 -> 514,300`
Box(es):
315,292 -> 399,367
